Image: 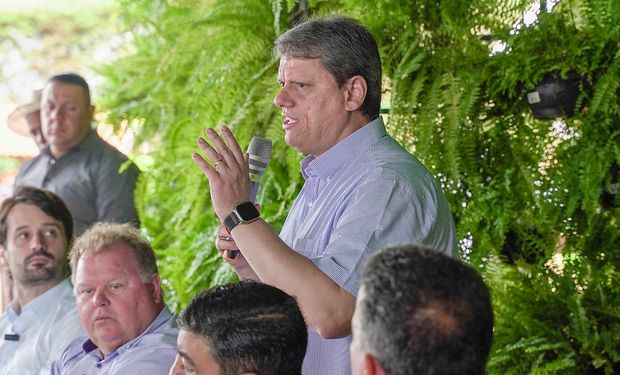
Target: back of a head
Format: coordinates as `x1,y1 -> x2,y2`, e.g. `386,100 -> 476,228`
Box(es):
274,15 -> 382,120
0,185 -> 73,247
178,281 -> 308,375
359,245 -> 494,375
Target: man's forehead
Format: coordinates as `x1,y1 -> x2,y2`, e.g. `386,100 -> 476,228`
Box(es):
278,56 -> 330,78
75,245 -> 142,278
279,55 -> 321,66
7,203 -> 62,228
43,82 -> 87,102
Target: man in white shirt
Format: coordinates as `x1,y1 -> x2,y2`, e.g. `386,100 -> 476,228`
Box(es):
0,185 -> 84,374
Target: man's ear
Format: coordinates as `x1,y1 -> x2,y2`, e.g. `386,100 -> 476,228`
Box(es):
365,353 -> 386,375
344,75 -> 368,112
150,273 -> 163,303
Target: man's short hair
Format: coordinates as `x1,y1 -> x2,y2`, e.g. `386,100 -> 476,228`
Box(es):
0,185 -> 73,247
274,16 -> 382,120
178,280 -> 308,375
47,72 -> 91,106
69,222 -> 157,281
359,245 -> 494,375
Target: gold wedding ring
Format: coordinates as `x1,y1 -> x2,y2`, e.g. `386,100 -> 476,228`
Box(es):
213,159 -> 225,168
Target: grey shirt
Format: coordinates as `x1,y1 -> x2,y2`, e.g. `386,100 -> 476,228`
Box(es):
15,129 -> 140,235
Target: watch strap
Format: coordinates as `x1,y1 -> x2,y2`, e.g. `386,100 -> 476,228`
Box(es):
223,201 -> 260,232
224,211 -> 241,232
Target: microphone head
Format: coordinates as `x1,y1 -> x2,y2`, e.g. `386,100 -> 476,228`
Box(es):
248,136 -> 272,181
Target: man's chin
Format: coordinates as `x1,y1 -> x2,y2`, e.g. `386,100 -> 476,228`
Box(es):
21,269 -> 60,285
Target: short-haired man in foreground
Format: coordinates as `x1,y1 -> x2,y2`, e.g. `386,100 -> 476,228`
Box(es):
51,223 -> 178,374
0,186 -> 84,373
350,245 -> 494,375
169,280 -> 308,375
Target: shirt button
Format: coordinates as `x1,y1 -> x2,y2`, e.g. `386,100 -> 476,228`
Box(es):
49,159 -> 56,165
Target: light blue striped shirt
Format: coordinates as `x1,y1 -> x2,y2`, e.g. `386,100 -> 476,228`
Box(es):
279,117 -> 456,375
50,307 -> 177,375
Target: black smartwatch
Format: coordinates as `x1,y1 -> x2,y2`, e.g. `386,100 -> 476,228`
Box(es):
224,201 -> 260,231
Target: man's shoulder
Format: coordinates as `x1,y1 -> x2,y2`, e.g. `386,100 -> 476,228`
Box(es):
354,138 -> 435,185
85,134 -> 140,175
15,153 -> 45,181
0,311 -> 9,327
133,309 -> 178,347
90,134 -> 130,161
35,282 -> 85,342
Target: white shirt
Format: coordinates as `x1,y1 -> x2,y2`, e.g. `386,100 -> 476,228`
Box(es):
0,279 -> 85,375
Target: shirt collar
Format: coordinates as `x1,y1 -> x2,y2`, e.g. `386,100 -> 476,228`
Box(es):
40,128 -> 98,159
301,117 -> 386,181
76,128 -> 99,151
81,306 -> 173,358
8,279 -> 72,321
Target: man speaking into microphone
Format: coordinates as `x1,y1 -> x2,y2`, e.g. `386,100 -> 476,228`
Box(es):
193,16 -> 456,375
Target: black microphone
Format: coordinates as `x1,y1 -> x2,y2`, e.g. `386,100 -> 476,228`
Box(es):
225,136 -> 272,260
247,136 -> 272,202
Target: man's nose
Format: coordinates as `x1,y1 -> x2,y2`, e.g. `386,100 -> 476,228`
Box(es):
93,288 -> 111,307
274,86 -> 292,108
48,107 -> 64,121
30,231 -> 46,252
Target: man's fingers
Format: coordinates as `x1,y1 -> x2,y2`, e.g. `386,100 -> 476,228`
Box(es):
192,152 -> 218,180
196,136 -> 221,163
221,126 -> 245,166
205,128 -> 237,167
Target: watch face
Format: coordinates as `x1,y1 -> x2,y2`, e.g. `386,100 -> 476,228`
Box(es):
236,201 -> 260,221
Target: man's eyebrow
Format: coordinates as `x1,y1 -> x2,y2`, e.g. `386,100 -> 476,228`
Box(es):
177,349 -> 195,365
42,222 -> 63,229
14,222 -> 63,231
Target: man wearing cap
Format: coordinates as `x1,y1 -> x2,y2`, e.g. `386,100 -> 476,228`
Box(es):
7,89 -> 46,150
14,73 -> 140,235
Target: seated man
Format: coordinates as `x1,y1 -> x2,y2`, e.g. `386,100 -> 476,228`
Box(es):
0,186 -> 84,373
51,222 -> 177,374
350,245 -> 494,375
169,280 -> 307,375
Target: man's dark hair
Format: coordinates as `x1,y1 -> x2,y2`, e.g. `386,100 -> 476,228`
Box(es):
48,72 -> 91,106
178,280 -> 308,375
358,245 -> 494,375
0,185 -> 73,247
274,16 -> 382,120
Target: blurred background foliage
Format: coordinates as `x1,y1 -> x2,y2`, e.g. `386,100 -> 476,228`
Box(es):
94,0 -> 618,373
0,0 -> 119,101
